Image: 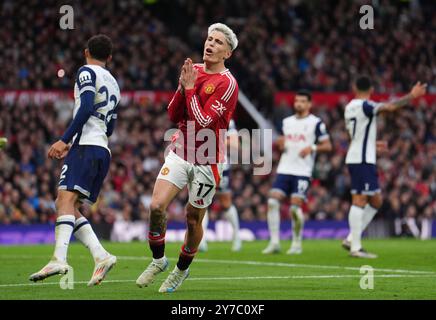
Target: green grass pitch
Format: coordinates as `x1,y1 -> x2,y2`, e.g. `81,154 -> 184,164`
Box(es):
0,239 -> 435,300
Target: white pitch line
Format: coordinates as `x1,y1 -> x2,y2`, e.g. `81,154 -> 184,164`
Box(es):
117,256 -> 436,275
0,274 -> 435,288
186,274 -> 436,280
3,254 -> 435,276
0,279 -> 131,288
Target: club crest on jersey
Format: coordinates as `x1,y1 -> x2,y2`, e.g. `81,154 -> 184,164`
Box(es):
161,167 -> 170,175
204,83 -> 215,94
211,99 -> 226,116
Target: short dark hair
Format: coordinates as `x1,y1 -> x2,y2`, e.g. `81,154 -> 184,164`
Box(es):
296,90 -> 312,101
87,34 -> 113,61
355,75 -> 372,92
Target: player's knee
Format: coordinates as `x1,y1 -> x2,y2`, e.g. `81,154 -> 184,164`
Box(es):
268,191 -> 283,201
352,200 -> 366,208
369,195 -> 383,209
352,194 -> 367,208
186,211 -> 202,229
149,200 -> 166,216
55,191 -> 77,212
220,195 -> 232,210
55,197 -> 61,208
291,197 -> 303,207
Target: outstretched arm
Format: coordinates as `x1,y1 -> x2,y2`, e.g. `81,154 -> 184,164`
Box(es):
377,82 -> 427,114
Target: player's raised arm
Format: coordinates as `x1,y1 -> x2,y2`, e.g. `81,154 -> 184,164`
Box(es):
182,59 -> 236,128
377,82 -> 427,114
275,135 -> 285,152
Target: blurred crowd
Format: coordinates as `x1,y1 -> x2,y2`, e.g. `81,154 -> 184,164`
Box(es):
0,0 -> 435,236
1,0 -> 436,115
1,97 -> 435,236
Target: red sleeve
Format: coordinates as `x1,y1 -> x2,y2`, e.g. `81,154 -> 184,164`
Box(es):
167,87 -> 185,123
184,77 -> 238,128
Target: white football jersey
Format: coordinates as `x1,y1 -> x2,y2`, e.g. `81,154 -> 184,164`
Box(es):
72,64 -> 120,151
277,114 -> 329,177
345,99 -> 382,164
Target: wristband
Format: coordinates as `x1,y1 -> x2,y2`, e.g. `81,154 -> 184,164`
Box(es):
311,144 -> 317,152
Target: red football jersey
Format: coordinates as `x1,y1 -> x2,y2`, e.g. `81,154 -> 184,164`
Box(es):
167,63 -> 238,165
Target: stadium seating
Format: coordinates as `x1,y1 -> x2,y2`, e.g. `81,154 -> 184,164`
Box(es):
0,0 -> 435,238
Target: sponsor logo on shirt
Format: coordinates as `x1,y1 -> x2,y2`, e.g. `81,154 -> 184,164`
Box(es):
211,100 -> 226,116
194,199 -> 204,206
78,71 -> 92,85
286,134 -> 307,142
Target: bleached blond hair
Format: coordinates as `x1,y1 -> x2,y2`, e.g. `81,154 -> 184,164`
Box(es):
208,23 -> 238,51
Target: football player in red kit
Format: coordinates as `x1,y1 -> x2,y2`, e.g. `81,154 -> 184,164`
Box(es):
136,23 -> 239,293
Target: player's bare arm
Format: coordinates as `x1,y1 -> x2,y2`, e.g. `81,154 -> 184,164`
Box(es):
276,135 -> 285,152
378,82 -> 427,113
299,138 -> 332,158
178,64 -> 186,96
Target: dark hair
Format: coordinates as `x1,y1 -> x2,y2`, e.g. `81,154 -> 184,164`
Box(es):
87,34 -> 113,61
296,90 -> 312,101
355,75 -> 372,91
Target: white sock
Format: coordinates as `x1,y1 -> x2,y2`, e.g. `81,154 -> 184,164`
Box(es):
290,205 -> 304,247
53,215 -> 75,263
420,218 -> 432,240
199,210 -> 209,247
224,205 -> 240,242
362,204 -> 378,232
346,204 -> 378,242
73,217 -> 109,262
153,256 -> 167,264
348,205 -> 364,252
267,198 -> 280,245
406,217 -> 420,238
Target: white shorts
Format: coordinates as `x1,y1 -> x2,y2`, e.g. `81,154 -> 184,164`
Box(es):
157,151 -> 224,209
